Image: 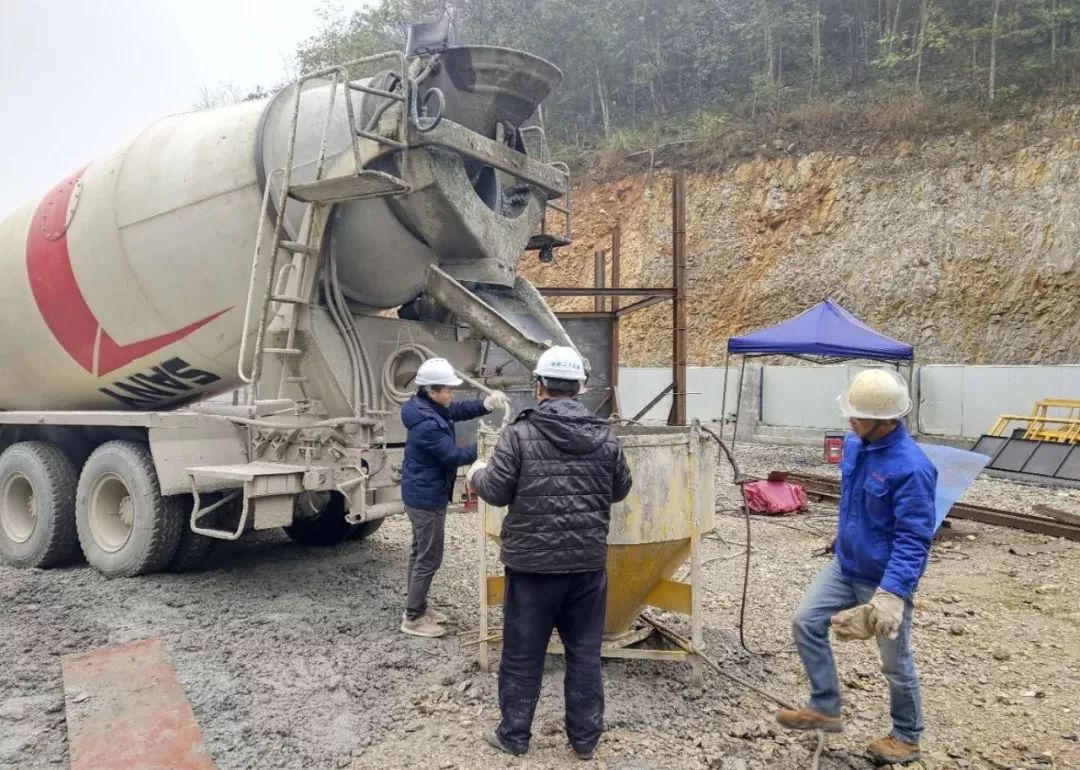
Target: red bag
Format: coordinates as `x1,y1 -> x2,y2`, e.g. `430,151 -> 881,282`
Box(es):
743,480 -> 808,515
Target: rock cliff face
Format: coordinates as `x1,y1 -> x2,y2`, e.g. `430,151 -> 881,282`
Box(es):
523,109 -> 1080,366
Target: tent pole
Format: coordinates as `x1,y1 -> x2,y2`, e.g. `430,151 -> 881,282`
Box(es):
719,349 -> 731,441
732,356 -> 748,452
905,358 -> 916,434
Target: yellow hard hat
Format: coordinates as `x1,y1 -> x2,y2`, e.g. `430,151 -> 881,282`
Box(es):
838,369 -> 911,420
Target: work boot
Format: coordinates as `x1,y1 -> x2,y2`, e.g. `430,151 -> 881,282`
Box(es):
424,607 -> 449,624
775,707 -> 844,733
400,613 -> 446,638
867,735 -> 921,766
484,728 -> 525,756
572,743 -> 596,761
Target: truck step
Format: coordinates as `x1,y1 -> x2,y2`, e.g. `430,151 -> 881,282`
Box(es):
288,170 -> 410,204
280,240 -> 317,256
187,462 -> 309,483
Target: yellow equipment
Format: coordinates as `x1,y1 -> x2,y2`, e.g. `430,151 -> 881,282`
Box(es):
989,399 -> 1080,444
475,421 -> 716,681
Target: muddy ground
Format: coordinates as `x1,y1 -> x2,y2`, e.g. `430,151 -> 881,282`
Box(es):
1,443 -> 1078,770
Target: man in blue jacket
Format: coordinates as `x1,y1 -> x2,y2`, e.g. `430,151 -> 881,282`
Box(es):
776,369 -> 937,767
400,357 -> 508,638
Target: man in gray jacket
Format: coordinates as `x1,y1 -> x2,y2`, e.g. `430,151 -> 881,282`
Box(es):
468,346 -> 632,761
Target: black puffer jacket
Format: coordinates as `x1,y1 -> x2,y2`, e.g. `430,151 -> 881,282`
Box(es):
472,397 -> 632,573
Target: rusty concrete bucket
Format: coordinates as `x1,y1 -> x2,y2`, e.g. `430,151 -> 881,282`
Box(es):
475,421 -> 716,679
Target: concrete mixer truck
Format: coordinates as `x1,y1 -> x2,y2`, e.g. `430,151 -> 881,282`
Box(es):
0,39 -> 580,577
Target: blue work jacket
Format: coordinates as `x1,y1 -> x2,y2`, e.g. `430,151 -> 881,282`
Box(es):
401,393 -> 489,511
836,423 -> 937,598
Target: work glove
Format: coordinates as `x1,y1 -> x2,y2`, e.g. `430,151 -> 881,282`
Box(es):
830,603 -> 877,642
465,461 -> 488,488
869,588 -> 905,640
483,390 -> 510,412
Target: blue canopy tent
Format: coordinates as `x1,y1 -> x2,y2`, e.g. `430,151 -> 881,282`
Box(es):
720,299 -> 915,445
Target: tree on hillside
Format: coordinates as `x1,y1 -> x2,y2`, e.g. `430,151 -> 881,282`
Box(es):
290,0 -> 1080,143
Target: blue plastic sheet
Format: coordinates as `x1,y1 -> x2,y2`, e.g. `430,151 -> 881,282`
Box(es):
917,443 -> 991,531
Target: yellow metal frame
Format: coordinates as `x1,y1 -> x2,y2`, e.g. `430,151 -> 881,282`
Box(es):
989,399 -> 1080,444
476,527 -> 704,681
476,422 -> 710,684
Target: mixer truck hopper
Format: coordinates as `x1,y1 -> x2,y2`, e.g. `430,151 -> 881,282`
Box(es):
0,42 -> 576,576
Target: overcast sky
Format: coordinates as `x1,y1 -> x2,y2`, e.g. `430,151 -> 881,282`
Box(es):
0,1 -> 373,216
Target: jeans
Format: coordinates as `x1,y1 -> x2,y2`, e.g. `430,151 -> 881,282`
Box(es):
791,558 -> 924,744
497,569 -> 607,755
405,506 -> 446,621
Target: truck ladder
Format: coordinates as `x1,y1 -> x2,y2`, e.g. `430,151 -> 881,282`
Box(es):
238,52 -> 432,411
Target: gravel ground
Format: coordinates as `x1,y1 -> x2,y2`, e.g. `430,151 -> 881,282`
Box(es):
1,441 -> 1078,770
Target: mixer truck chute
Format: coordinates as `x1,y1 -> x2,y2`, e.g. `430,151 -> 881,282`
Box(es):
0,42 -> 576,577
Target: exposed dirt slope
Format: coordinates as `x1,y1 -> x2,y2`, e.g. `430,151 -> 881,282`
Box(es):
524,108 -> 1080,366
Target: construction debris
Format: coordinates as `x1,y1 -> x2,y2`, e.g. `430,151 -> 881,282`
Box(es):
62,638 -> 214,770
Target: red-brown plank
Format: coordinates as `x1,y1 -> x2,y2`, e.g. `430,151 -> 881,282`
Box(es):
62,638 -> 215,770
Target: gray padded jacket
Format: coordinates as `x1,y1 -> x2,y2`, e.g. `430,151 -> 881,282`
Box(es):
471,397 -> 633,573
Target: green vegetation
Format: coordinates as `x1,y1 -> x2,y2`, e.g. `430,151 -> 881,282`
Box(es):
294,0 -> 1080,166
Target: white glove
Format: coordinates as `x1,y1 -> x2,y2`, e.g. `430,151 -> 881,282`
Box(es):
869,588 -> 905,640
465,461 -> 488,487
830,603 -> 877,642
483,390 -> 510,412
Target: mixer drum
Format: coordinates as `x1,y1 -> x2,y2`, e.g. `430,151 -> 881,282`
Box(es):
0,46 -> 562,411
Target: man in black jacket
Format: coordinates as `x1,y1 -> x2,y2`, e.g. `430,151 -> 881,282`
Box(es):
468,346 -> 632,761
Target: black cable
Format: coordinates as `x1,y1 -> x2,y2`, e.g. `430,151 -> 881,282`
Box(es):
701,425 -> 793,657
644,613 -> 827,770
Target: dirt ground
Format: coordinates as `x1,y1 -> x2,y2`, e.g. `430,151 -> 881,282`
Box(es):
1,443 -> 1078,770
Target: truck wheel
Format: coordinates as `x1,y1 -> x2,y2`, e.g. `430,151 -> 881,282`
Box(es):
283,491 -> 350,546
75,441 -> 182,577
348,518 -> 384,540
0,442 -> 79,568
166,494 -> 217,572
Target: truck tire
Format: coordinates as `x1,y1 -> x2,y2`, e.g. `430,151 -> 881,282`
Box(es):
75,441 -> 182,577
348,518 -> 384,540
283,491 -> 351,546
166,495 -> 217,572
0,442 -> 79,568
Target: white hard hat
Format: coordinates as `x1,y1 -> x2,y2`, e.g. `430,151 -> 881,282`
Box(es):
838,369 -> 912,420
415,357 -> 463,387
533,346 -> 587,382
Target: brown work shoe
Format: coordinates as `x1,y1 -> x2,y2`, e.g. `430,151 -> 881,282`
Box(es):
424,607 -> 449,624
400,613 -> 446,638
775,707 -> 844,733
867,735 -> 921,766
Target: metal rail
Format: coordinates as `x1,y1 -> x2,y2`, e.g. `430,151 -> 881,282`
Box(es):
537,287 -> 675,297
520,127 -> 572,246
991,398 -> 1080,444
669,170 -> 687,426
780,471 -> 1080,542
536,174 -> 689,426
